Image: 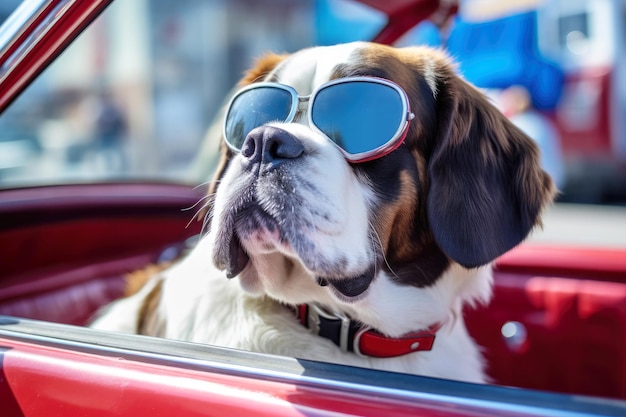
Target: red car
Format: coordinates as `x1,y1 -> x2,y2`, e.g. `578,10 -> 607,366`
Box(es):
1,1 -> 625,415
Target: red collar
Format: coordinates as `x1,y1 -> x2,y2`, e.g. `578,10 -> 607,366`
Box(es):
294,304 -> 441,358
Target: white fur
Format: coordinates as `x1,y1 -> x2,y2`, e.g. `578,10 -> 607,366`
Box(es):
92,42 -> 493,383
422,55 -> 439,98
93,238 -> 492,382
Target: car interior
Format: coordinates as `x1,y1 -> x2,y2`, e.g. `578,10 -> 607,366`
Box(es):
1,0 -> 625,406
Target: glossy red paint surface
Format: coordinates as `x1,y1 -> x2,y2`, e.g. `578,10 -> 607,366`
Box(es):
0,338 -> 505,417
0,0 -> 114,112
0,1 -> 58,67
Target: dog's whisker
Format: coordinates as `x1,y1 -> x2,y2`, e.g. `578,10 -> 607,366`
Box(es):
182,194 -> 213,212
368,220 -> 395,277
184,195 -> 216,231
200,201 -> 216,237
186,211 -> 201,231
193,180 -> 212,191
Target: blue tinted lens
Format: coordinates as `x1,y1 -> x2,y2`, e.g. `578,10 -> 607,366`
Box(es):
225,87 -> 293,150
311,82 -> 404,155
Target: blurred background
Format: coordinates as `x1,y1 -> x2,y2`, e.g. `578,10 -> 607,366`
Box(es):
1,0 -> 625,206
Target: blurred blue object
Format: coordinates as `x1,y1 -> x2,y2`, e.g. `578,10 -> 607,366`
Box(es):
447,11 -> 563,111
411,21 -> 443,47
315,0 -> 385,45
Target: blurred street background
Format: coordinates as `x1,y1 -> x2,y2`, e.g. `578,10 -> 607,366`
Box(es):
1,0 -> 626,209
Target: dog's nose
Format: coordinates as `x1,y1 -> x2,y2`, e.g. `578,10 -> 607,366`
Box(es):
241,126 -> 304,166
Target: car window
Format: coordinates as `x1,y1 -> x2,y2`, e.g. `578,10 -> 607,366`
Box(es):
0,0 -> 320,188
0,0 -> 388,189
2,0 -> 626,210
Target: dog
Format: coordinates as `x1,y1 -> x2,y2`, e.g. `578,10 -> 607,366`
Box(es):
91,42 -> 555,383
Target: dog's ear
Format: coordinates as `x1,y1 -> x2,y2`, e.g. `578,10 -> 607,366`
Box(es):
207,53 -> 288,195
427,74 -> 556,268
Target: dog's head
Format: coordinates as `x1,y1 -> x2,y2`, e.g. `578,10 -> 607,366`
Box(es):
205,42 -> 555,335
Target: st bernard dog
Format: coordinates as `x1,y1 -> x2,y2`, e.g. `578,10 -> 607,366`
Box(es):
91,42 -> 555,383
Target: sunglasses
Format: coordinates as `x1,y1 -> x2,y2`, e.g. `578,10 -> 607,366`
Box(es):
223,77 -> 415,163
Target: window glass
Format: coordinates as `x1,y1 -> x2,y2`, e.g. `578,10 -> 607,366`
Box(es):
0,0 -> 315,187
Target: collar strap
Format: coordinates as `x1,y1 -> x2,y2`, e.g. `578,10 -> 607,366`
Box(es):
295,304 -> 441,358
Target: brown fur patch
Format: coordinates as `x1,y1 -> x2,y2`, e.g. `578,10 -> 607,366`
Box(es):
207,141 -> 233,196
125,262 -> 171,297
240,53 -> 288,85
136,278 -> 165,336
372,170 -> 419,259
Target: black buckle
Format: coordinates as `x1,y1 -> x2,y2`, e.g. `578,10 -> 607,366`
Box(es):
307,304 -> 352,352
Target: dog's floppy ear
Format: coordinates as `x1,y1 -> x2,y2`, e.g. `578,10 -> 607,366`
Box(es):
207,52 -> 288,195
427,74 -> 556,268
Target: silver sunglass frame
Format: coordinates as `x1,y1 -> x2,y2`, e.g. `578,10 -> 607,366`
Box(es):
223,76 -> 415,163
